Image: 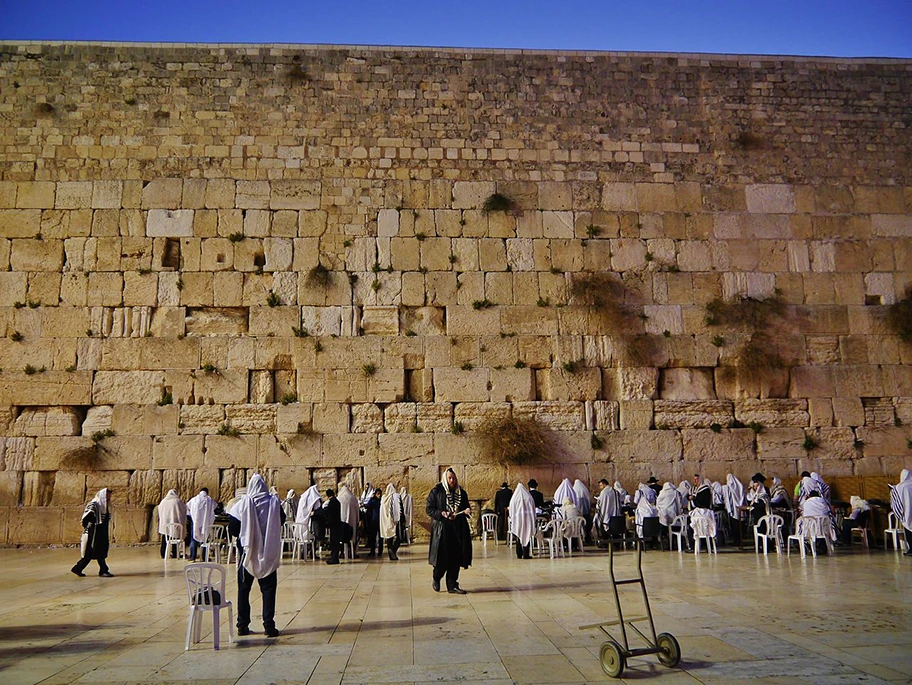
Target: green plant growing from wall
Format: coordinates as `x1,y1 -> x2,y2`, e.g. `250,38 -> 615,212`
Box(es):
705,293 -> 790,372
217,423 -> 241,437
802,434 -> 819,451
481,192 -> 514,214
266,291 -> 281,307
306,262 -> 331,288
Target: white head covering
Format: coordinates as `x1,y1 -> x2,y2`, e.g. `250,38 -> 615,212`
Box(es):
678,480 -> 693,498
596,482 -> 621,525
711,481 -> 725,507
635,484 -> 658,534
360,482 -> 374,506
509,482 -> 536,547
849,496 -> 870,514
573,479 -> 592,516
380,483 -> 402,539
891,469 -> 912,530
554,478 -> 578,509
634,483 -> 656,505
229,474 -> 283,579
338,484 -> 359,530
811,471 -> 831,502
187,489 -> 216,542
723,474 -> 745,519
84,488 -> 109,521
614,481 -> 629,501
399,486 -> 413,528
295,485 -> 323,526
656,482 -> 680,526
157,489 -> 187,535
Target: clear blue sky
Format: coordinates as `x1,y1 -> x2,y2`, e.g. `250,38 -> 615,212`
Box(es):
2,0 -> 910,58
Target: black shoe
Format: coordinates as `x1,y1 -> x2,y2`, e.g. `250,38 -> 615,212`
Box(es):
388,552 -> 398,561
904,550 -> 912,557
432,579 -> 440,592
236,626 -> 250,636
99,572 -> 114,577
368,551 -> 375,557
71,567 -> 85,577
326,558 -> 340,565
264,627 -> 280,638
448,587 -> 468,595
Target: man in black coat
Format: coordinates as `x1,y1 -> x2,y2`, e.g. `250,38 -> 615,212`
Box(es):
364,488 -> 383,556
323,489 -> 342,565
426,468 -> 472,594
493,482 -> 513,540
528,479 -> 545,510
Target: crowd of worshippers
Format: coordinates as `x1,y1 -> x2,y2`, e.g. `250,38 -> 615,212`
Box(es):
153,481 -> 414,567
490,470 -> 912,555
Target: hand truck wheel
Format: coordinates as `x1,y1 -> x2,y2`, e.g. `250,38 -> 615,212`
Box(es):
599,640 -> 626,678
656,632 -> 681,668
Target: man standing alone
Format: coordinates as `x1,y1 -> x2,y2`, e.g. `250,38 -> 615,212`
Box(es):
493,482 -> 513,541
426,468 -> 472,594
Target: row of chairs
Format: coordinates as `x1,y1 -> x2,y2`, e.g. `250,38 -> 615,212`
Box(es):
164,522 -> 236,564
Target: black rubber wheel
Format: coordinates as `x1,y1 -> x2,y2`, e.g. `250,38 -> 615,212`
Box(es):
656,632 -> 681,668
599,640 -> 626,678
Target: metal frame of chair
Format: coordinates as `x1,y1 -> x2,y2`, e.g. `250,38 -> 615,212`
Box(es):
884,512 -> 909,552
480,512 -> 498,546
164,522 -> 186,560
753,514 -> 784,555
184,562 -> 233,650
848,510 -> 872,549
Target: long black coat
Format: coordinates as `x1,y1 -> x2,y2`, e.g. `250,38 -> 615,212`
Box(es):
426,483 -> 472,569
81,503 -> 110,560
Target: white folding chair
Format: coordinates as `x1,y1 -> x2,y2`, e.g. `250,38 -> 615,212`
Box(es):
225,532 -> 238,565
506,512 -> 514,549
200,524 -> 226,564
788,516 -> 834,558
538,519 -> 564,558
884,512 -> 909,552
292,522 -> 317,561
164,522 -> 186,560
562,516 -> 586,555
670,514 -> 690,552
480,512 -> 498,546
184,563 -> 233,650
281,522 -> 295,558
754,514 -> 784,555
691,513 -> 717,554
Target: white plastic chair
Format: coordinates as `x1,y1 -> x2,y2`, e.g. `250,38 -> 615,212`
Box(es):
200,524 -> 226,564
480,512 -> 498,546
670,514 -> 690,552
281,522 -> 296,558
849,512 -> 872,549
225,532 -> 238,565
538,520 -> 564,558
884,512 -> 909,552
164,522 -> 186,560
506,512 -> 514,549
292,522 -> 317,561
754,514 -> 784,555
691,514 -> 717,554
562,516 -> 586,555
184,563 -> 233,650
787,516 -> 834,558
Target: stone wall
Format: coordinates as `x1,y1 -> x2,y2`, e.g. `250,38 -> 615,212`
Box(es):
0,42 -> 910,543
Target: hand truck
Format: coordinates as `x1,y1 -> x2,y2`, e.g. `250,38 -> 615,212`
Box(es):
579,537 -> 681,678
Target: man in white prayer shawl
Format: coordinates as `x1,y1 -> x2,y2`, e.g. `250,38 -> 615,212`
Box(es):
380,483 -> 403,561
595,479 -> 621,536
295,485 -> 323,555
573,479 -> 593,543
656,482 -> 681,527
722,474 -> 745,522
228,474 -> 283,638
281,489 -> 298,521
186,487 -> 216,561
553,478 -> 579,517
337,484 -> 359,555
509,482 -> 536,559
157,489 -> 187,558
811,471 -> 832,503
889,469 -> 912,557
634,483 -> 658,537
399,486 -> 413,543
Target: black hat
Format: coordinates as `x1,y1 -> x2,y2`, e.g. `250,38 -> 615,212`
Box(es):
501,482 -> 509,488
528,479 -> 538,488
647,476 -> 658,484
751,473 -> 766,483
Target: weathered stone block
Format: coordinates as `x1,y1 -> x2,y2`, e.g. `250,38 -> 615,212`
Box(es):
203,435 -> 257,468
271,180 -> 321,210
351,403 -> 383,433
13,406 -> 82,436
514,400 -> 585,430
151,435 -> 204,469
92,371 -> 164,405
434,368 -> 490,402
654,400 -> 732,429
0,371 -> 92,406
734,399 -> 810,427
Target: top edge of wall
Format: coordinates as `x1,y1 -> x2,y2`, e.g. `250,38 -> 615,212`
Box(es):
1,40 -> 910,65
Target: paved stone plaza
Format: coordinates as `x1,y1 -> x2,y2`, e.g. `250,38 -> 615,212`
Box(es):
0,541 -> 909,685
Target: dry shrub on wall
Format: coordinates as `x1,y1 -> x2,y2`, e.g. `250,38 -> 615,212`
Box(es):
705,294 -> 789,373
570,272 -> 633,331
886,287 -> 912,343
623,333 -> 661,367
480,415 -> 553,466
63,446 -> 102,470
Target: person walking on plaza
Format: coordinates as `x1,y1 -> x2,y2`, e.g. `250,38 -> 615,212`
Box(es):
157,489 -> 187,559
364,487 -> 383,557
228,474 -> 283,638
187,487 -> 216,562
380,483 -> 403,561
72,488 -> 114,577
427,467 -> 472,594
890,469 -> 912,557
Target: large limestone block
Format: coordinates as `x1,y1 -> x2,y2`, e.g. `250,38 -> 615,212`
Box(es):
489,368 -> 534,402
434,368 -> 490,402
276,403 -> 313,434
452,181 -> 495,210
351,404 -> 383,433
542,212 -> 575,239
745,184 -> 796,214
601,429 -> 681,463
195,369 -> 248,405
13,407 -> 82,436
400,306 -> 445,337
1,437 -> 34,470
204,435 -> 257,468
249,306 -> 300,337
320,434 -> 378,467
446,305 -> 500,336
8,506 -> 63,544
56,181 -> 93,209
501,306 -> 558,336
592,401 -> 620,430
361,306 -> 399,336
366,368 -> 406,403
659,368 -> 715,400
151,436 -> 204,469
16,182 -> 55,209
313,403 -> 350,434
146,209 -> 194,237
601,183 -> 637,211
384,403 -> 416,433
453,402 -> 511,431
185,307 -> 248,336
417,403 -> 453,433
514,401 -> 585,430
225,405 -> 276,433
754,427 -> 807,460
0,371 -> 92,406
93,371 -> 165,405
50,471 -> 86,506
377,433 -> 434,464
82,406 -> 113,435
734,399 -> 809,428
270,180 -> 321,210
654,400 -> 733,429
681,428 -> 757,462
0,272 -> 28,305
603,367 -> 659,401
0,209 -> 41,238
11,238 -> 64,271
141,179 -> 182,209
855,426 -> 912,457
